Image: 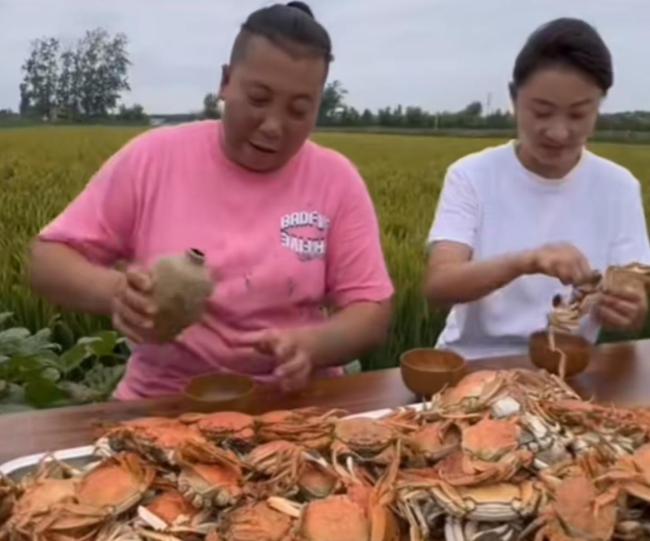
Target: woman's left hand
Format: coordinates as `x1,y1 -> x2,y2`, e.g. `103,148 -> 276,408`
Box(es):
596,285 -> 648,333
249,328 -> 315,393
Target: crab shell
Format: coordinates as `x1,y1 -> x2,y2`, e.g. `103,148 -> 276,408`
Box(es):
216,500 -> 295,541
256,407 -> 346,450
105,417 -> 210,465
461,418 -> 521,462
177,448 -> 243,511
301,495 -> 371,541
246,440 -> 304,479
523,474 -> 617,541
9,478 -> 76,521
331,418 -> 398,468
24,502 -> 109,540
269,442 -> 402,541
297,460 -> 340,500
596,443 -> 650,503
0,476 -> 16,526
403,480 -> 543,525
180,411 -> 256,450
407,421 -> 461,463
141,489 -> 200,528
439,370 -> 510,412
257,407 -> 347,450
75,452 -> 155,515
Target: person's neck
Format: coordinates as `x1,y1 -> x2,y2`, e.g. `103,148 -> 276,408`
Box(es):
515,142 -> 581,180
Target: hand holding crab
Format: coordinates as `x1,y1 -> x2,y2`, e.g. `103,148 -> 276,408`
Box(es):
596,281 -> 648,332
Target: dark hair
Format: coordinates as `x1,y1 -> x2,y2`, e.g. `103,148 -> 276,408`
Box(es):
511,18 -> 613,97
230,2 -> 333,65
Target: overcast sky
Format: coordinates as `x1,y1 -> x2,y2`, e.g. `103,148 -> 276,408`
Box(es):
1,0 -> 648,114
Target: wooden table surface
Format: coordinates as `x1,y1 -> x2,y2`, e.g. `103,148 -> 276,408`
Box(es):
2,338 -> 650,464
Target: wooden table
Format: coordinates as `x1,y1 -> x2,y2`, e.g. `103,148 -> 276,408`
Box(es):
2,339 -> 650,464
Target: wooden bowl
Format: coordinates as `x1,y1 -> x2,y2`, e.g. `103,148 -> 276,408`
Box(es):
400,348 -> 466,398
183,373 -> 256,412
529,330 -> 592,377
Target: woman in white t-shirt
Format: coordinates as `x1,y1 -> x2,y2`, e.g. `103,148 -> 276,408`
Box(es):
425,17 -> 650,360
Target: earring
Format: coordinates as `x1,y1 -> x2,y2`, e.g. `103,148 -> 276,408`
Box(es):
217,99 -> 226,117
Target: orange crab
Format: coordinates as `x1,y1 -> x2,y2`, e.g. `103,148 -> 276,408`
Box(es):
136,487 -> 217,538
2,456 -> 130,541
436,370 -> 511,413
595,443 -> 650,503
142,489 -> 199,526
297,459 -> 340,500
176,441 -> 245,509
397,478 -> 543,539
208,500 -> 295,541
0,474 -> 17,526
331,417 -> 400,474
246,440 -> 339,499
75,452 -> 155,514
522,474 -> 618,541
180,411 -> 257,452
256,407 -> 347,451
459,417 -> 533,483
103,416 -> 212,465
405,421 -> 461,465
423,417 -> 532,488
269,451 -> 402,541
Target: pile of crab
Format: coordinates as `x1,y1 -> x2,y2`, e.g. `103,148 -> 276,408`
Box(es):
3,368 -> 650,540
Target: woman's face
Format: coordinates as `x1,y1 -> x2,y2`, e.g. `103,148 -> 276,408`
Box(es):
219,35 -> 326,173
513,65 -> 603,176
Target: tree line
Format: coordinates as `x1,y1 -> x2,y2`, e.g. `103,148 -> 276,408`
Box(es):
6,27 -> 650,132
203,79 -> 650,132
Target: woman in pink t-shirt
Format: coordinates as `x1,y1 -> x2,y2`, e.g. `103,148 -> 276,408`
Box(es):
27,2 -> 394,399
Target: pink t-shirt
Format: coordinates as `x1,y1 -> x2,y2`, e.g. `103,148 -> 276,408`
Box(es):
39,120 -> 394,399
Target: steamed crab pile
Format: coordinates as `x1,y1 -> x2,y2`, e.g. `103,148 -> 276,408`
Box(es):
3,369 -> 650,540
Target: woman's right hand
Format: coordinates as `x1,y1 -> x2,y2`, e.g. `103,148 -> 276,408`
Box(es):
523,242 -> 595,285
111,268 -> 159,344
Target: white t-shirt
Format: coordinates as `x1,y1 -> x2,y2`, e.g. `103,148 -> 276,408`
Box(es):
428,140 -> 650,360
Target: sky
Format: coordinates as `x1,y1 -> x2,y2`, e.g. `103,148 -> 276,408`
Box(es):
1,0 -> 648,115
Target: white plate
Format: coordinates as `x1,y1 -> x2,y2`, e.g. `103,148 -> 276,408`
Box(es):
0,402 -> 425,479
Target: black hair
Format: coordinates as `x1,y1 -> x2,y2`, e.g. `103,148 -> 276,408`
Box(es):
230,2 -> 333,65
511,18 -> 613,97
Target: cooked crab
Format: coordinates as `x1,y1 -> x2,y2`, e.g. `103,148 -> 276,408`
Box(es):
180,411 -> 256,453
103,416 -> 212,465
256,407 -> 346,451
176,441 -> 245,509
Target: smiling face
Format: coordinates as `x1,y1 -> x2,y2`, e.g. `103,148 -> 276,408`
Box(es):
513,65 -> 603,178
218,34 -> 327,173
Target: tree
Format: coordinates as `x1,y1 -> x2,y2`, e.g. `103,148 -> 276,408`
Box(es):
203,93 -> 220,119
377,106 -> 392,126
318,80 -> 347,125
338,106 -> 361,126
462,101 -> 483,117
76,28 -> 130,118
20,37 -> 60,119
405,106 -> 426,128
361,108 -> 374,125
392,105 -> 404,126
17,27 -> 132,121
56,48 -> 80,119
117,103 -> 147,122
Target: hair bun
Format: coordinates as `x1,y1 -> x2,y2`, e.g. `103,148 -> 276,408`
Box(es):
286,1 -> 314,18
